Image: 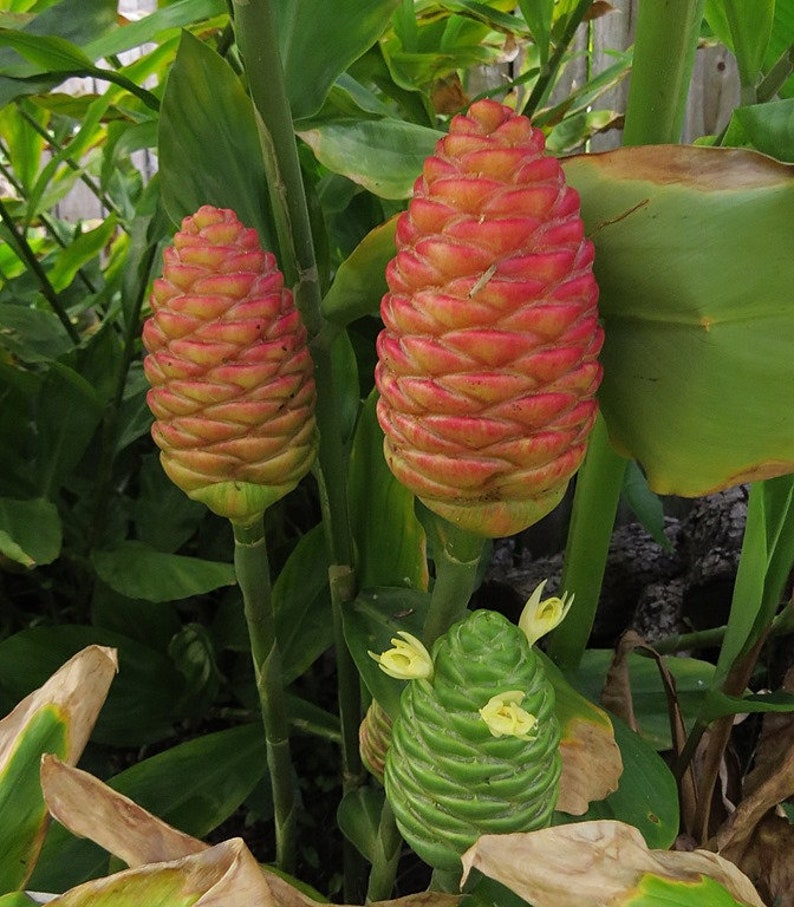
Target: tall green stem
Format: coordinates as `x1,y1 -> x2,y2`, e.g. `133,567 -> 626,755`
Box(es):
621,0 -> 706,147
547,416 -> 626,669
232,3 -> 365,895
549,1 -> 705,672
233,517 -> 297,871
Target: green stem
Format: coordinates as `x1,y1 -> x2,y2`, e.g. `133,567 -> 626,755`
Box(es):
231,0 -> 323,337
621,0 -> 706,147
233,518 -> 298,872
0,197 -> 79,344
231,5 -> 365,894
420,509 -> 488,646
546,415 -> 627,670
366,797 -> 403,903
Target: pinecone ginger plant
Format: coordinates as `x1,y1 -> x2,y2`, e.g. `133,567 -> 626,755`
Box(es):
376,98 -> 603,539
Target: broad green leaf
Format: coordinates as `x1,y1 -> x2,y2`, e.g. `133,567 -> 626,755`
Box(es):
0,0 -> 117,107
158,31 -> 274,245
321,216 -> 396,326
728,98 -> 794,162
298,118 -> 442,199
0,627 -> 185,746
0,497 -> 61,567
84,0 -> 227,60
348,391 -> 428,590
0,646 -> 116,891
705,0 -> 774,89
134,454 -> 206,553
575,649 -> 716,751
0,26 -> 93,72
0,709 -> 66,890
622,461 -> 670,551
0,894 -> 37,906
564,717 -> 680,850
47,216 -> 117,293
32,725 -> 268,891
0,304 -> 74,363
517,0 -> 553,65
337,786 -> 384,863
342,587 -> 431,718
0,102 -> 46,194
272,524 -> 334,683
91,540 -> 236,603
275,0 -> 400,119
714,474 -> 794,685
565,145 -> 794,496
624,872 -> 749,906
34,362 -> 103,497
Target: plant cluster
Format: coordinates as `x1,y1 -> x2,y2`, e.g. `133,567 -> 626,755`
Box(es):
0,1 -> 793,906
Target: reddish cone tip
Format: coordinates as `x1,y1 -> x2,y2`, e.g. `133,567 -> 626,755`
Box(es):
143,206 -> 317,524
375,99 -> 603,537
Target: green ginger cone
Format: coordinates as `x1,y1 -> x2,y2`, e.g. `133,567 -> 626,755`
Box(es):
143,206 -> 317,526
384,609 -> 561,871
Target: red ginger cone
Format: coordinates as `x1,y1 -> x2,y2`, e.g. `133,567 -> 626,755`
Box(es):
143,206 -> 317,526
375,99 -> 603,537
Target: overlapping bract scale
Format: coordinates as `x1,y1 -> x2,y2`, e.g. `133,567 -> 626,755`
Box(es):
384,610 -> 561,871
376,99 -> 602,537
143,206 -> 317,525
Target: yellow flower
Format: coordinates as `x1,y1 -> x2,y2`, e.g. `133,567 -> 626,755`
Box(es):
369,631 -> 433,680
479,691 -> 538,741
518,579 -> 574,646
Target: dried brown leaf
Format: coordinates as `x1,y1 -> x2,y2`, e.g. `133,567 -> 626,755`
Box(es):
0,646 -> 117,771
557,710 -> 622,814
460,820 -> 766,907
41,755 -> 207,866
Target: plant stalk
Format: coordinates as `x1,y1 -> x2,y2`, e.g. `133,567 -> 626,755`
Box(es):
621,0 -> 706,147
233,517 -> 298,872
365,797 -> 402,903
232,3 -> 366,895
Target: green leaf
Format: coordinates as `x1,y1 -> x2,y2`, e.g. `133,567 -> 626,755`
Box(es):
0,26 -> 93,72
84,0 -> 227,60
0,894 -> 38,906
565,145 -> 794,496
556,717 -> 679,850
624,872 -> 748,906
272,524 -> 334,683
47,216 -> 117,293
517,0 -> 553,65
729,98 -> 794,161
321,216 -> 396,326
622,461 -> 671,551
0,708 -> 67,890
158,31 -> 274,245
342,587 -> 431,718
133,454 -> 206,553
705,0 -> 774,89
298,118 -> 442,199
0,626 -> 185,746
276,0 -> 400,119
91,540 -> 236,603
348,390 -> 428,590
0,305 -> 74,363
32,724 -> 268,891
0,0 -> 117,107
34,362 -> 103,497
337,786 -> 385,863
0,496 -> 61,567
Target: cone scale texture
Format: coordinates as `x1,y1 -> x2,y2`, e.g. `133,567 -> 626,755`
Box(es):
143,206 -> 317,525
384,610 -> 561,871
376,99 -> 602,537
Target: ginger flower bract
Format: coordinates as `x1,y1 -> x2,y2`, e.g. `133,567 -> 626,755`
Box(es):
519,578 -> 574,646
479,690 -> 538,740
369,631 -> 433,681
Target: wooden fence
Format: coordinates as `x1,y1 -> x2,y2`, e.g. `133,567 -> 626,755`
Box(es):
53,0 -> 739,221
